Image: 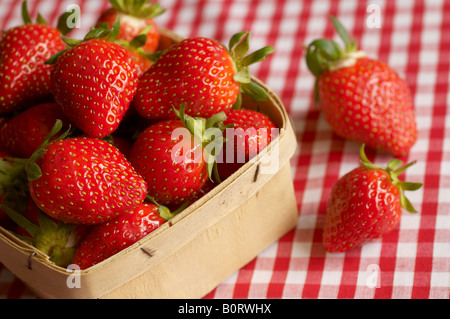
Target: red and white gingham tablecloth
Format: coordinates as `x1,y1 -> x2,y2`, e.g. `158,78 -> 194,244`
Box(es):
0,0 -> 449,299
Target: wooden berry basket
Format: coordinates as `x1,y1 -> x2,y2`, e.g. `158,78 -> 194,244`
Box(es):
0,29 -> 299,299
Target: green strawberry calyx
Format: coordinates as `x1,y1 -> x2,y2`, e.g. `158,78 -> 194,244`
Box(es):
172,104 -> 232,183
305,15 -> 367,76
359,144 -> 423,213
226,31 -> 275,108
305,15 -> 368,100
45,16 -> 122,65
109,0 -> 166,19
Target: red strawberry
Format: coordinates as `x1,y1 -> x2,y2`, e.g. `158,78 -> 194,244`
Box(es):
72,200 -> 181,269
0,103 -> 71,158
96,0 -> 165,54
217,109 -> 278,180
47,19 -> 138,138
305,16 -> 417,157
0,1 -> 66,114
129,105 -> 226,206
27,127 -> 148,225
133,31 -> 274,120
323,145 -> 422,253
129,122 -> 206,206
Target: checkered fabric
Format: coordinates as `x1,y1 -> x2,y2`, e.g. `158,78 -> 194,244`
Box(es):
0,0 -> 449,299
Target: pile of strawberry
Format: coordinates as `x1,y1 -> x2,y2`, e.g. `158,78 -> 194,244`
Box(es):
0,0 -> 424,273
0,1 -> 277,269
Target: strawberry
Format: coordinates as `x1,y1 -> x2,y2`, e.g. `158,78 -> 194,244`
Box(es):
72,200 -> 183,269
129,104 -> 226,206
26,123 -> 148,225
0,1 -> 66,114
216,109 -> 278,180
46,18 -> 138,138
0,103 -> 71,158
305,16 -> 417,157
133,31 -> 274,120
95,0 -> 165,54
323,144 -> 422,253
